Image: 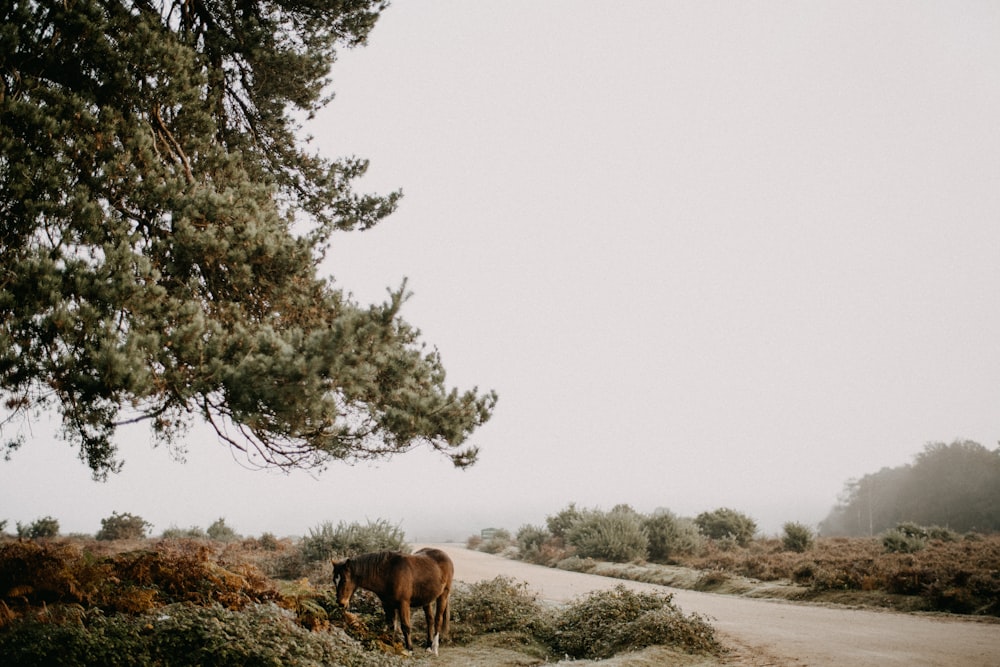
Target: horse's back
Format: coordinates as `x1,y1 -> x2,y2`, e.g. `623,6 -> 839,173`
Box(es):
402,547 -> 452,605
415,547 -> 454,584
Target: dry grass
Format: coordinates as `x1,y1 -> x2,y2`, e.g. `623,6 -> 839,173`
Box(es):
548,534 -> 1000,616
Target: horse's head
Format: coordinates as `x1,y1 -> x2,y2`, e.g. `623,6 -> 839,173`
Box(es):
331,558 -> 356,608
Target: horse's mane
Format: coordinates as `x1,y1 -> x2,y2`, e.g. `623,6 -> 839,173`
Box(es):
350,550 -> 401,579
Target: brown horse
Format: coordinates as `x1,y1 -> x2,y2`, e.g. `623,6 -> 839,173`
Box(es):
332,547 -> 453,654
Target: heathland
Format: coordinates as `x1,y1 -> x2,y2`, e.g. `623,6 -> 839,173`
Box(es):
1,511 -> 998,665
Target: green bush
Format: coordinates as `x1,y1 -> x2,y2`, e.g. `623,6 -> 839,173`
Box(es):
301,519 -> 407,562
516,524 -> 550,561
96,512 -> 152,541
781,522 -> 814,553
694,508 -> 757,547
546,503 -> 583,539
881,523 -> 956,553
206,518 -> 240,542
449,576 -> 548,642
926,525 -> 959,542
882,522 -> 928,553
0,603 -> 407,667
452,578 -> 720,658
565,506 -> 648,563
257,532 -> 280,551
161,526 -> 207,539
643,510 -> 704,562
542,585 -> 719,659
16,516 -> 59,539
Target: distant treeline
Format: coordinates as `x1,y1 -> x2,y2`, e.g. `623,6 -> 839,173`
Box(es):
820,440 -> 1000,536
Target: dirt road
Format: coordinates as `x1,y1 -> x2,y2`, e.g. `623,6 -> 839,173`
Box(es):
425,544 -> 1000,666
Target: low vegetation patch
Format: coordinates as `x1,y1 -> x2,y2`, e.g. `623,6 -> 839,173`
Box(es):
0,602 -> 404,667
1,529 -> 724,665
475,503 -> 1000,617
448,576 -> 721,660
542,585 -> 719,660
531,533 -> 1000,616
686,533 -> 1000,615
0,536 -> 407,666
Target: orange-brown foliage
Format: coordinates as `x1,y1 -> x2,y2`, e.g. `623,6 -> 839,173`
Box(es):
678,535 -> 1000,615
0,538 -> 282,627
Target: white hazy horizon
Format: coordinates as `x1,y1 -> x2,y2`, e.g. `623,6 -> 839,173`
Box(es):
4,1 -> 1000,543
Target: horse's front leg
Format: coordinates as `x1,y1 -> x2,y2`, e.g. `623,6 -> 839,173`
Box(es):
381,600 -> 399,641
398,600 -> 413,651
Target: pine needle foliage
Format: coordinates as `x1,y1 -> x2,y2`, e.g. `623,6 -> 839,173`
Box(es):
0,0 -> 496,479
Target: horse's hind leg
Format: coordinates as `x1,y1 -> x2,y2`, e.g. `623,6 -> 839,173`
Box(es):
439,594 -> 450,640
422,604 -> 435,653
427,595 -> 447,655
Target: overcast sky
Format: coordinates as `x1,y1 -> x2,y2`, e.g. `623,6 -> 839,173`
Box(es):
4,1 -> 1000,541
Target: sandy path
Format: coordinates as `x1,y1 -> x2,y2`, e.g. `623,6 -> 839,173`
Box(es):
423,543 -> 1000,666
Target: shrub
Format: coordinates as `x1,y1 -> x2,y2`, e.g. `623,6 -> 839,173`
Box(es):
542,585 -> 719,659
449,576 -> 548,642
0,541 -> 102,613
0,603 -> 408,667
257,533 -> 280,551
565,506 -> 649,563
478,528 -> 513,554
96,512 -> 152,541
694,508 -> 757,546
926,525 -> 959,542
546,503 -> 583,539
556,555 -> 596,573
516,524 -> 550,561
0,540 -> 280,618
242,541 -> 308,581
206,518 -> 240,542
781,522 -> 815,553
16,516 -> 59,539
301,519 -> 407,562
883,523 -> 928,553
161,526 -> 207,539
644,510 -> 704,562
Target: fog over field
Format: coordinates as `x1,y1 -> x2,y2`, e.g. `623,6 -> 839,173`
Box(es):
3,1 -> 1000,541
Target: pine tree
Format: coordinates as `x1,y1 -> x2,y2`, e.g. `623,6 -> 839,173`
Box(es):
0,0 -> 496,479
